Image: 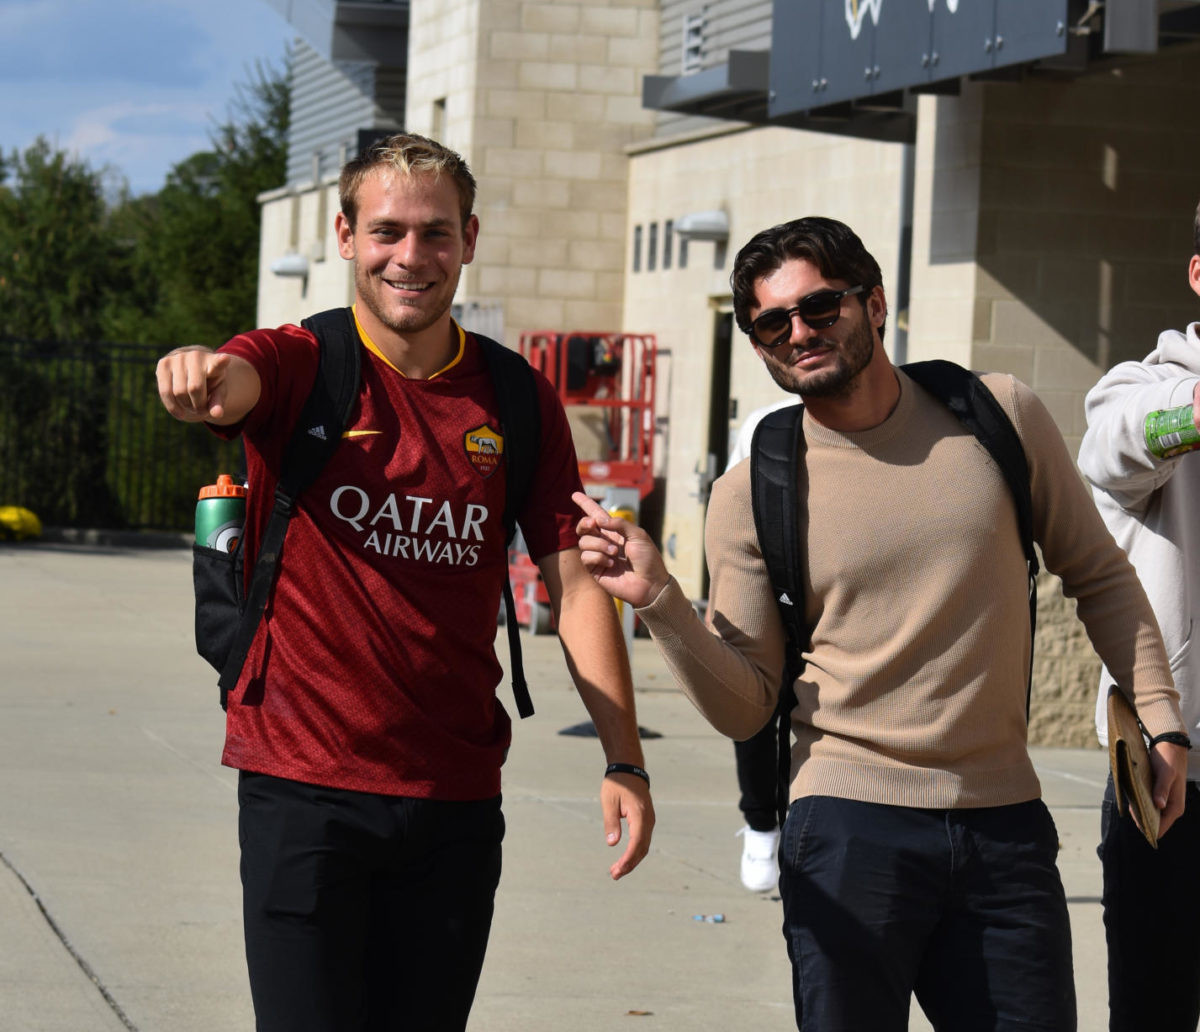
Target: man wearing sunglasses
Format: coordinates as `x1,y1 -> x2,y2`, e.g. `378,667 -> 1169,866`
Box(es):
575,216 -> 1187,1030
1077,201 -> 1200,1032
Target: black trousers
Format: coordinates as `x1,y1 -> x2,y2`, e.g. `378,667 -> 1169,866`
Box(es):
1099,776 -> 1200,1032
238,772 -> 505,1032
779,796 -> 1076,1031
734,718 -> 779,831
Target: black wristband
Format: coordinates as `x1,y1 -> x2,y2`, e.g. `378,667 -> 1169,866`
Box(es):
1148,731 -> 1192,750
605,762 -> 650,787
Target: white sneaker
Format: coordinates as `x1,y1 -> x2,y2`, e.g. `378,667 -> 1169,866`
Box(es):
736,825 -> 780,892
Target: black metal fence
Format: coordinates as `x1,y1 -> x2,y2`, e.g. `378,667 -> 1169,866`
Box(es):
0,337 -> 242,532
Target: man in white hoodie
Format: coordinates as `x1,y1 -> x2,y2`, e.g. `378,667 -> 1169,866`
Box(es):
1077,204 -> 1200,1032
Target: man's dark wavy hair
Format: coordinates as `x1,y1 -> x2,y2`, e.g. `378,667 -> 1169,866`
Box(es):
1194,198 -> 1199,257
730,216 -> 885,344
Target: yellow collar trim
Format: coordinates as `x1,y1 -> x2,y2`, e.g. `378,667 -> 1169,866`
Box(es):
351,305 -> 465,380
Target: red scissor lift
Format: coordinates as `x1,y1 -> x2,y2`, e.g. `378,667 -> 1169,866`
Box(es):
508,330 -> 657,633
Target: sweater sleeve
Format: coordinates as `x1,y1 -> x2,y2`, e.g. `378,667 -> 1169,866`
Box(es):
992,375 -> 1185,738
1077,359 -> 1200,512
635,462 -> 784,741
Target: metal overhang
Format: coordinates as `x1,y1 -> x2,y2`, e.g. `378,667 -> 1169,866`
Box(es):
258,0 -> 409,65
642,1 -> 1200,144
642,49 -> 916,144
642,50 -> 769,123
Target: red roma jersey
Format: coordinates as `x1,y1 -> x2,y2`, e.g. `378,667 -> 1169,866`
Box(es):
215,321 -> 582,799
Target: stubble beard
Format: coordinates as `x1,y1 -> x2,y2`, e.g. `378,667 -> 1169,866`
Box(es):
767,317 -> 876,401
355,263 -> 459,339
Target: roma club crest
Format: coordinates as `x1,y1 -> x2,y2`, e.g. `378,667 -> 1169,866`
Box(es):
464,424 -> 504,478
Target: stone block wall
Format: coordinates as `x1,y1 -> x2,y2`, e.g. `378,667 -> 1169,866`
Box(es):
1029,570 -> 1102,749
256,180 -> 352,329
913,48 -> 1200,458
405,0 -> 659,340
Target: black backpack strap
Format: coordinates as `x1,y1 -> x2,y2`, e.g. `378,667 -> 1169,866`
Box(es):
902,359 -> 1039,715
216,308 -> 361,707
749,402 -> 807,829
476,333 -> 541,719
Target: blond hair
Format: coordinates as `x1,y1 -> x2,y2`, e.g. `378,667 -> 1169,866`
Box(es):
338,133 -> 476,230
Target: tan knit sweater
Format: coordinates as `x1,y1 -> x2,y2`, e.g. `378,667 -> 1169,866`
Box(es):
638,369 -> 1184,809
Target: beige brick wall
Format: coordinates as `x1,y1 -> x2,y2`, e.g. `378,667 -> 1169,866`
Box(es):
1029,570 -> 1101,749
975,51 -> 1200,458
256,180 -> 354,329
912,48 -> 1200,458
406,0 -> 659,342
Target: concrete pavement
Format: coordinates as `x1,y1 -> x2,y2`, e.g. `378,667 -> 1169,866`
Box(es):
0,541 -> 1114,1030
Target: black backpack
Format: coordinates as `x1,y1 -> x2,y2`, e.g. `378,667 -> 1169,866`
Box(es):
749,360 -> 1038,826
192,307 -> 541,714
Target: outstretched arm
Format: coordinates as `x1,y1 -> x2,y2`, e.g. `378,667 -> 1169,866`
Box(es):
538,544 -> 655,880
156,345 -> 261,426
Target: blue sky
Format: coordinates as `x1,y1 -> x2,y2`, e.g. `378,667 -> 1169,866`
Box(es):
0,0 -> 294,196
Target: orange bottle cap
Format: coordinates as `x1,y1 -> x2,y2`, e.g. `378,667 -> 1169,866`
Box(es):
198,474 -> 247,500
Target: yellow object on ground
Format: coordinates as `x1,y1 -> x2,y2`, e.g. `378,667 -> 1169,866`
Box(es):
0,506 -> 43,541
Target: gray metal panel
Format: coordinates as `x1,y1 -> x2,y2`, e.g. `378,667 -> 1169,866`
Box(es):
261,0 -> 336,56
813,0 -> 874,107
871,0 -> 933,97
653,0 -> 773,136
286,39 -> 380,184
769,0 -> 1068,116
930,1 -> 996,82
330,1 -> 409,64
656,0 -> 689,76
992,0 -> 1069,66
768,0 -> 824,117
703,0 -> 774,53
372,65 -> 406,125
1105,0 -> 1158,52
658,0 -> 773,75
644,51 -> 767,111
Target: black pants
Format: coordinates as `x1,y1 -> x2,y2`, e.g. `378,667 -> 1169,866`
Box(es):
735,718 -> 779,831
779,796 -> 1076,1031
238,772 -> 505,1032
1099,776 -> 1200,1032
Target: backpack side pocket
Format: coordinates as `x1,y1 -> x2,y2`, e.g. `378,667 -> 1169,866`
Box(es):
193,542 -> 244,672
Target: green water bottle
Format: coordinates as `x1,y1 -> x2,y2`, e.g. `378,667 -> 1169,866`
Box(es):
195,475 -> 246,552
1144,404 -> 1200,459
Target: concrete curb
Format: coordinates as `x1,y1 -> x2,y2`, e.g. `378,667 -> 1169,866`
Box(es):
37,526 -> 191,550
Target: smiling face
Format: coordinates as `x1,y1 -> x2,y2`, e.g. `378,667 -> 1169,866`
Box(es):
335,168 -> 479,352
749,258 -> 885,401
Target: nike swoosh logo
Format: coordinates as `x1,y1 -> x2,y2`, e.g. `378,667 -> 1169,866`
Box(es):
343,430 -> 383,439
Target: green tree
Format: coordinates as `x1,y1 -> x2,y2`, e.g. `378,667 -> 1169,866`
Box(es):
0,139 -> 122,341
0,142 -> 127,523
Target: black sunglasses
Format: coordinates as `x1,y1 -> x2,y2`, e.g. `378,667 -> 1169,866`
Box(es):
749,285 -> 865,348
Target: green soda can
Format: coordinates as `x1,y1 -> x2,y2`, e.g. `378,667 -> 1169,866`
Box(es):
1145,404 -> 1200,459
195,475 -> 246,552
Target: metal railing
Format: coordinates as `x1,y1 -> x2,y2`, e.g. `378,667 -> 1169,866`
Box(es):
0,337 -> 242,532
